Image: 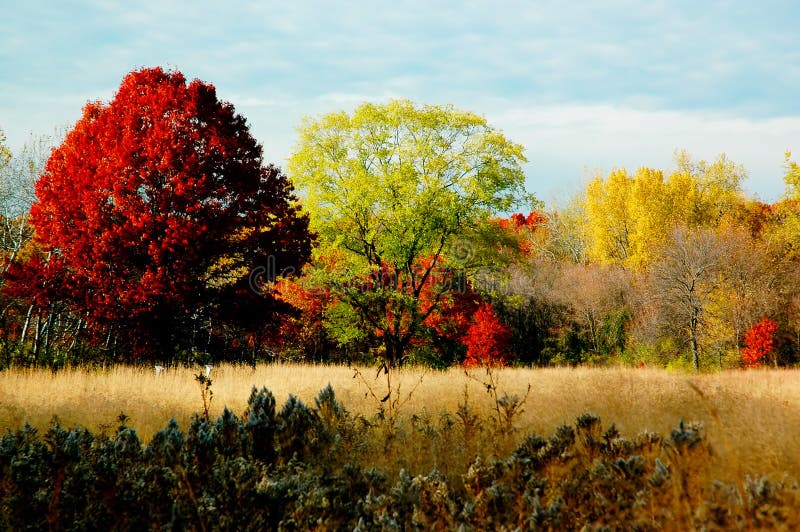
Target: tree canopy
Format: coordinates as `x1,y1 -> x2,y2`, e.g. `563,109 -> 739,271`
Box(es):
12,67 -> 313,361
583,152 -> 746,268
288,99 -> 531,366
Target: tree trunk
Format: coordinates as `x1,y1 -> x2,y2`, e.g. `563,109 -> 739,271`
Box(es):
383,337 -> 400,368
19,303 -> 34,350
690,309 -> 700,372
32,313 -> 43,367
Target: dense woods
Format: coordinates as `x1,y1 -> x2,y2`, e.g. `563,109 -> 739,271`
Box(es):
0,67 -> 798,371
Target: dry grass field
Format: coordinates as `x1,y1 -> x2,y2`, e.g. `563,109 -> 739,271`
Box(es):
0,364 -> 798,481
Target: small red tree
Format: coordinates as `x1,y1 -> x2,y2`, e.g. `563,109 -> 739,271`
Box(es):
462,303 -> 512,367
741,317 -> 778,368
14,67 -> 313,360
419,261 -> 482,364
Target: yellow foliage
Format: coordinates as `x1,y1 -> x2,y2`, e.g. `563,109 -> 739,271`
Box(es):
581,152 -> 746,269
784,151 -> 800,201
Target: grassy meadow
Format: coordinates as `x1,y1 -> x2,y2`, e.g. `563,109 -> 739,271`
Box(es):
1,363 -> 798,481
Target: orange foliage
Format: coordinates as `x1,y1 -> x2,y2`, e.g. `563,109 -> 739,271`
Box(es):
496,211 -> 547,255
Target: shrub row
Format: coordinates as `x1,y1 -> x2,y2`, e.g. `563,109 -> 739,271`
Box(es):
1,386 -> 797,530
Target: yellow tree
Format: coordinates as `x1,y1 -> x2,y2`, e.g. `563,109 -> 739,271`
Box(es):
669,150 -> 746,227
582,152 -> 745,269
584,167 -> 671,268
759,153 -> 800,260
584,169 -> 632,264
785,151 -> 800,199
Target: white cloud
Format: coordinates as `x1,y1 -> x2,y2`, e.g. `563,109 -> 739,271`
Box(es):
3,0 -> 799,206
488,104 -> 800,202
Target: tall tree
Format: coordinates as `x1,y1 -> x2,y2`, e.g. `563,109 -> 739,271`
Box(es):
288,99 -> 530,367
14,67 -> 313,361
651,227 -> 729,371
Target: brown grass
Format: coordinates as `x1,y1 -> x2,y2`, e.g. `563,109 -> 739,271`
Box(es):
0,364 -> 798,480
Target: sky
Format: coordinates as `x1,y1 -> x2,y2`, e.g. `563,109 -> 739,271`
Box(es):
1,0 -> 799,204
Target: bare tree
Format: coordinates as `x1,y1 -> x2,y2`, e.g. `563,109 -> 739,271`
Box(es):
0,131 -> 62,366
651,227 -> 729,371
550,262 -> 632,354
0,132 -> 58,268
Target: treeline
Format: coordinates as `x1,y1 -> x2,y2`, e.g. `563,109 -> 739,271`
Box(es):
0,66 -> 799,370
275,150 -> 800,371
485,153 -> 800,371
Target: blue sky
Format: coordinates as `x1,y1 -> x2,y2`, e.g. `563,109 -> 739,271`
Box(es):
1,0 -> 799,203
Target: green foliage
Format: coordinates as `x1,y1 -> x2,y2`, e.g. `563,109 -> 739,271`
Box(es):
289,99 -> 530,263
288,99 -> 532,367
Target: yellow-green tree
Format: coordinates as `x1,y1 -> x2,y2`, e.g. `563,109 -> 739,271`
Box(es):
288,99 -> 531,367
759,153 -> 800,260
785,151 -> 800,200
669,150 -> 746,226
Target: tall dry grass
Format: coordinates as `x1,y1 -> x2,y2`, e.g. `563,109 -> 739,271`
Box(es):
0,364 -> 798,480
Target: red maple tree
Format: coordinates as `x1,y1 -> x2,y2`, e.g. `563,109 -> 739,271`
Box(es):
11,67 -> 312,359
741,317 -> 778,368
462,303 -> 512,367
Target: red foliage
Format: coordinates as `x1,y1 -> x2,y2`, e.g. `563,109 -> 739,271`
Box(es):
462,303 -> 512,367
497,211 -> 547,255
418,258 -> 480,342
732,201 -> 777,238
741,317 -> 778,368
270,277 -> 334,358
11,67 -> 313,358
358,257 -> 483,360
3,253 -> 70,309
499,211 -> 546,232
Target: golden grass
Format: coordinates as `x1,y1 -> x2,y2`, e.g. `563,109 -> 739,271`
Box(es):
0,364 -> 798,480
